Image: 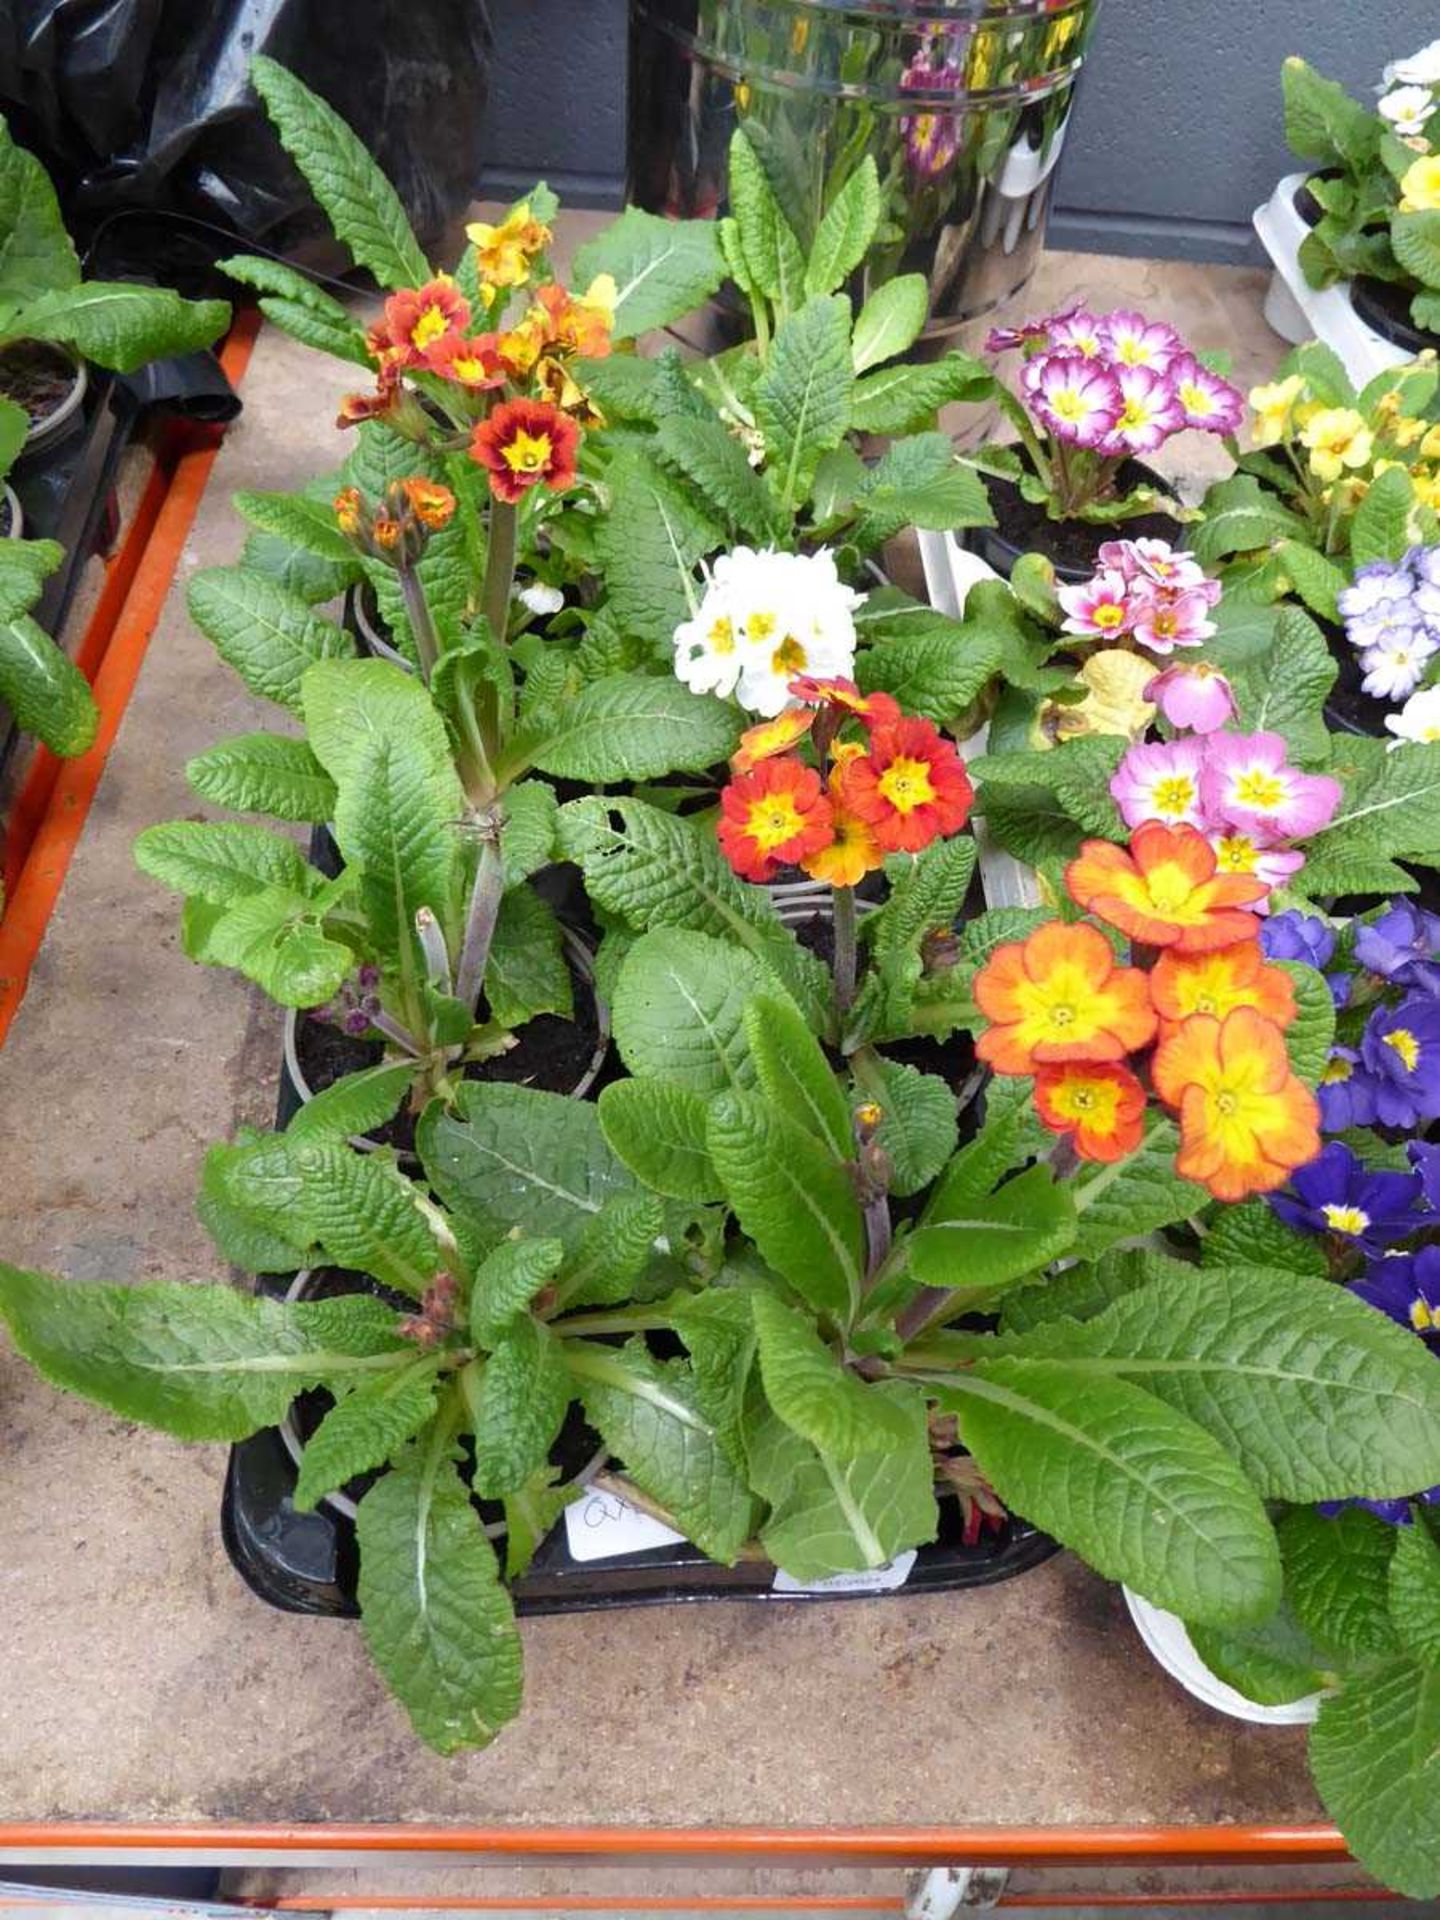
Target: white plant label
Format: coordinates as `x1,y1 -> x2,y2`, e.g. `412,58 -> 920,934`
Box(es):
563,1488 -> 687,1562
771,1549 -> 917,1596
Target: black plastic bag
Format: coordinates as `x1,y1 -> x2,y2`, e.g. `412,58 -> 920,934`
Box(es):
0,0 -> 493,283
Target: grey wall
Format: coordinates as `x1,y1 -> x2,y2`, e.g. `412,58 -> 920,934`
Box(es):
481,1 -> 1440,262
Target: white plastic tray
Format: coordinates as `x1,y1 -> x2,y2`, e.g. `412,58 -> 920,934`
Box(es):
1253,170 -> 1412,388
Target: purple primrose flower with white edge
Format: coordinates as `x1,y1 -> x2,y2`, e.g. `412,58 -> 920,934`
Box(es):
1360,993 -> 1440,1127
1353,900 -> 1440,994
1268,1139 -> 1425,1252
1048,309 -> 1106,359
1103,362 -> 1186,457
1168,354 -> 1245,436
1096,309 -> 1182,373
1144,663 -> 1235,734
1350,1245 -> 1440,1349
1027,351 -> 1124,448
1316,1047 -> 1379,1131
1110,736 -> 1208,830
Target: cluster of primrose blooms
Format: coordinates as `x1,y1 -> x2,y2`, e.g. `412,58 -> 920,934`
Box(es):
336,200 -> 615,507
1248,359 -> 1440,516
974,820 -> 1320,1202
1378,36 -> 1440,207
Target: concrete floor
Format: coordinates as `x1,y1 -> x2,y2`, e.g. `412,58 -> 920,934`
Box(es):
0,251 -> 1331,1828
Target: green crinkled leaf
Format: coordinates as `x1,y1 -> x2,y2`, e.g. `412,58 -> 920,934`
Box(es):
592,448 -> 724,655
572,206 -> 726,340
0,614 -> 97,756
1002,1263 -> 1440,1504
860,1058 -> 957,1198
0,117 -> 79,296
1231,604 -> 1336,765
1000,1246 -> 1169,1336
597,1078 -> 723,1203
1281,1505 -> 1401,1659
745,993 -> 851,1159
571,1339 -> 753,1562
848,353 -> 992,436
188,565 -> 352,715
203,884 -> 355,1007
804,156 -> 880,297
1393,210 -> 1440,293
852,432 -> 992,544
612,928 -> 770,1094
1279,961 -> 1336,1086
728,127 -> 806,313
851,274 -> 928,373
758,1380 -> 938,1579
1200,1198 -> 1327,1279
752,1292 -> 912,1460
858,605 -> 1002,722
245,1140 -> 440,1299
250,55 -> 429,290
1187,1600 -> 1335,1708
556,1191 -> 667,1308
133,819 -> 312,906
355,1443 -> 524,1755
421,1082 -> 637,1250
1070,1116 -> 1201,1260
869,835 -> 979,959
185,731 -> 337,823
12,281 -> 228,373
706,1088 -> 866,1325
1301,737 -> 1440,888
196,1138 -> 312,1274
294,1363 -> 439,1511
233,488 -> 358,564
0,1264 -> 411,1441
531,672 -> 741,782
0,536 -> 63,621
219,254 -> 372,365
935,1358 -> 1282,1626
499,781 -> 557,888
755,293 -> 853,509
1351,463 -> 1422,568
1191,473 -> 1308,566
287,1062 -> 414,1146
907,1162 -> 1075,1297
303,656 -> 466,958
1281,57 -> 1381,170
469,1320 -> 572,1498
470,1236 -> 564,1348
655,412 -> 780,543
1274,538 -> 1348,622
502,1464 -> 571,1580
484,884 -> 572,1029
1390,1517 -> 1440,1666
1309,1658 -> 1440,1899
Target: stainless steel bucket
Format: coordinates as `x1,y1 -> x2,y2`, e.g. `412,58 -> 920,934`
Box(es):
629,0 -> 1100,353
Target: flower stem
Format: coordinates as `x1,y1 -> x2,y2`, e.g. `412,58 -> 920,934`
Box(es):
482,499 -> 518,643
454,818 -> 506,1014
397,565 -> 442,682
832,884 -> 858,1012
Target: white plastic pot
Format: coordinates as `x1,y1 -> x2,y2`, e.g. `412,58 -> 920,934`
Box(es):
1,484 -> 21,540
1122,1586 -> 1324,1726
1253,171 -> 1412,388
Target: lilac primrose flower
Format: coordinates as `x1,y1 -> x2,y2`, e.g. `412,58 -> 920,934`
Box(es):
1316,1046 -> 1378,1131
1359,627 -> 1438,700
1360,994 -> 1440,1127
1350,1244 -> 1440,1349
1353,900 -> 1440,994
1409,545 -> 1440,592
1268,1139 -> 1425,1251
1337,558 -> 1414,628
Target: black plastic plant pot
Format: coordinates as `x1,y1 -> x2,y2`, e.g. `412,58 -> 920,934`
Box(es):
222,1410 -> 1060,1622
962,458 -> 1181,586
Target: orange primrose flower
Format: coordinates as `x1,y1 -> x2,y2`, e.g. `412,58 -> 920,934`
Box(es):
1065,820 -> 1265,954
800,801 -> 883,887
1033,1060 -> 1146,1163
534,354 -> 604,424
717,757 -> 835,883
788,676 -> 901,729
425,331 -> 507,391
399,478 -> 456,530
469,398 -> 581,505
838,716 -> 973,854
1152,1006 -> 1320,1202
383,277 -> 471,366
973,920 -> 1158,1076
1149,940 -> 1296,1041
732,707 -> 817,773
534,276 -> 616,360
467,203 -> 552,289
334,486 -> 364,538
497,317 -> 546,381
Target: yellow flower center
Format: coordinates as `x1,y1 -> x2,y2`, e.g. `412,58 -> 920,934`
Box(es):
1413,1300 -> 1437,1332
877,755 -> 938,815
1320,1054 -> 1353,1085
1050,387 -> 1088,423
746,611 -> 777,644
1118,395 -> 1150,431
1385,1027 -> 1421,1073
746,795 -> 806,853
709,616 -> 736,655
411,304 -> 451,350
1215,1091 -> 1238,1117
1234,769 -> 1286,811
1144,860 -> 1196,915
502,428 -> 554,475
1152,775 -> 1196,816
772,635 -> 808,675
1178,380 -> 1211,415
1050,1075 -> 1122,1127
1093,602 -> 1126,629
1213,836 -> 1257,873
1322,1203 -> 1369,1236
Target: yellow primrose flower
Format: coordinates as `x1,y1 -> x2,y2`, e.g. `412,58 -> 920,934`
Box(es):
1037,649 -> 1157,747
466,202 -> 552,290
1393,416 -> 1429,448
1248,374 -> 1305,446
1421,423 -> 1440,461
1400,154 -> 1440,210
1300,406 -> 1373,482
1413,469 -> 1440,508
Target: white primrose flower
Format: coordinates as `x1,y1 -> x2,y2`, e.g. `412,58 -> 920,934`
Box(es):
516,581 -> 564,616
1385,39 -> 1440,87
1379,84 -> 1436,137
673,578 -> 745,697
723,546 -> 862,717
1386,684 -> 1440,747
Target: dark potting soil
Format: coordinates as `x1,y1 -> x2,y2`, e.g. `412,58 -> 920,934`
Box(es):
0,340 -> 78,426
293,942 -> 604,1155
0,494 -> 12,539
980,459 -> 1181,582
